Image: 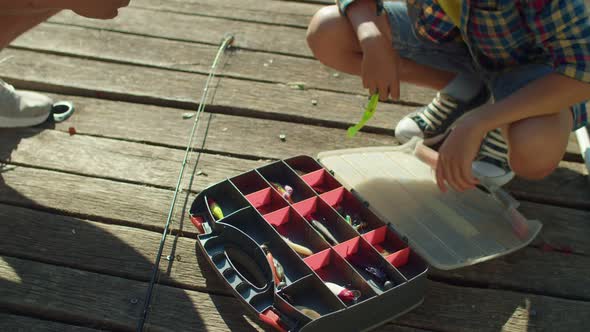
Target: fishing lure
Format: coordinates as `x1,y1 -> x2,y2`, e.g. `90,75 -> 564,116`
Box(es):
296,306 -> 321,319
310,218 -> 338,245
282,294 -> 322,320
261,244 -> 286,289
272,182 -> 294,203
207,198 -> 224,220
353,222 -> 369,233
347,93 -> 379,138
325,282 -> 361,303
281,236 -> 313,257
350,257 -> 393,290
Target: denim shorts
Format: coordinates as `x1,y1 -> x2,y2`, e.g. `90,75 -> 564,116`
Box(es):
383,1 -> 588,131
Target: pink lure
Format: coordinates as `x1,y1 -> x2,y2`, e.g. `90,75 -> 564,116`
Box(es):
325,282 -> 361,302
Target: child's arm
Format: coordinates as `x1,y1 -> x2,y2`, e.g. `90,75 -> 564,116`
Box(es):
434,72 -> 590,193
434,0 -> 590,192
338,0 -> 400,100
468,73 -> 590,132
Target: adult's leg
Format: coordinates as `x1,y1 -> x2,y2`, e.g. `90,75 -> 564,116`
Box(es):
0,10 -> 60,50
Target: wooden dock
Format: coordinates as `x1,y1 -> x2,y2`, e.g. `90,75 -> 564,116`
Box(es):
1,0 -> 590,331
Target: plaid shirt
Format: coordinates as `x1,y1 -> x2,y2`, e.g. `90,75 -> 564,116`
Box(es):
337,0 -> 590,84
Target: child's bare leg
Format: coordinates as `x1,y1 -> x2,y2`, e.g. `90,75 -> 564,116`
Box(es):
0,10 -> 60,50
306,5 -> 456,91
503,109 -> 573,180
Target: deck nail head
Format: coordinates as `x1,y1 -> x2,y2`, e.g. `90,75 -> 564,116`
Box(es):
130,298 -> 138,304
279,134 -> 287,142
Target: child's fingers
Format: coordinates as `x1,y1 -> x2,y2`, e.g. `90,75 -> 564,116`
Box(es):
451,161 -> 473,191
378,82 -> 389,101
368,82 -> 378,97
461,159 -> 479,186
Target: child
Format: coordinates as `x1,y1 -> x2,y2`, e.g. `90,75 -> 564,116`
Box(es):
0,1 -> 130,128
306,0 -> 590,192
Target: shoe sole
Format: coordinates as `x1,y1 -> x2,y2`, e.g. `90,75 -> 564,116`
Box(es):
0,113 -> 50,128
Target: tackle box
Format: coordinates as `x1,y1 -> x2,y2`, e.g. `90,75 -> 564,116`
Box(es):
189,140 -> 542,332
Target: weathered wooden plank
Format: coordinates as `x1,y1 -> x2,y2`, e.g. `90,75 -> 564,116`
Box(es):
521,202 -> 590,255
431,240 -> 590,300
508,161 -> 590,209
2,206 -> 589,332
50,7 -> 313,58
131,0 -> 320,28
13,22 -> 433,103
0,128 -> 264,190
0,48 -> 413,132
0,166 -> 191,232
0,314 -> 100,332
404,280 -> 590,332
43,93 -> 396,160
0,255 -> 265,332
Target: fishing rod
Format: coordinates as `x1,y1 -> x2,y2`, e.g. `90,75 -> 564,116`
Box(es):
136,34 -> 234,332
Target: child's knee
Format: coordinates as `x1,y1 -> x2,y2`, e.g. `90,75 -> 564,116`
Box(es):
509,146 -> 559,180
306,6 -> 341,54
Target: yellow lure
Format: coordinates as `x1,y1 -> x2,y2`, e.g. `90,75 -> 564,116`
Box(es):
208,199 -> 224,220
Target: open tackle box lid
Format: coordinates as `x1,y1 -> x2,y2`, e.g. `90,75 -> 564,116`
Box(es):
315,139 -> 542,270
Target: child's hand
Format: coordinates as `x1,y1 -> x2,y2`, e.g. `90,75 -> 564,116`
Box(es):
69,0 -> 130,19
346,0 -> 399,101
435,115 -> 485,192
360,31 -> 400,101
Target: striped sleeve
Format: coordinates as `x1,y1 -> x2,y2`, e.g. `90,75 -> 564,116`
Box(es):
336,0 -> 384,17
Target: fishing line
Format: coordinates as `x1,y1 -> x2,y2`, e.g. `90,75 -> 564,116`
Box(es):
136,34 -> 234,332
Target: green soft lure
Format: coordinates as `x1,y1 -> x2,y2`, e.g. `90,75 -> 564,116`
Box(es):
347,93 -> 379,138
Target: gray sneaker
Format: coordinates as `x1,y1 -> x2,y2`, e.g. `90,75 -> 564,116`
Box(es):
395,87 -> 490,145
0,79 -> 52,128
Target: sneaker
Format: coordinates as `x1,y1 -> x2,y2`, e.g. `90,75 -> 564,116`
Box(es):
472,128 -> 514,187
395,87 -> 490,145
0,79 -> 53,128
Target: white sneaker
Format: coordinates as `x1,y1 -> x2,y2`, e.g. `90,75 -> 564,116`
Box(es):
0,79 -> 52,128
